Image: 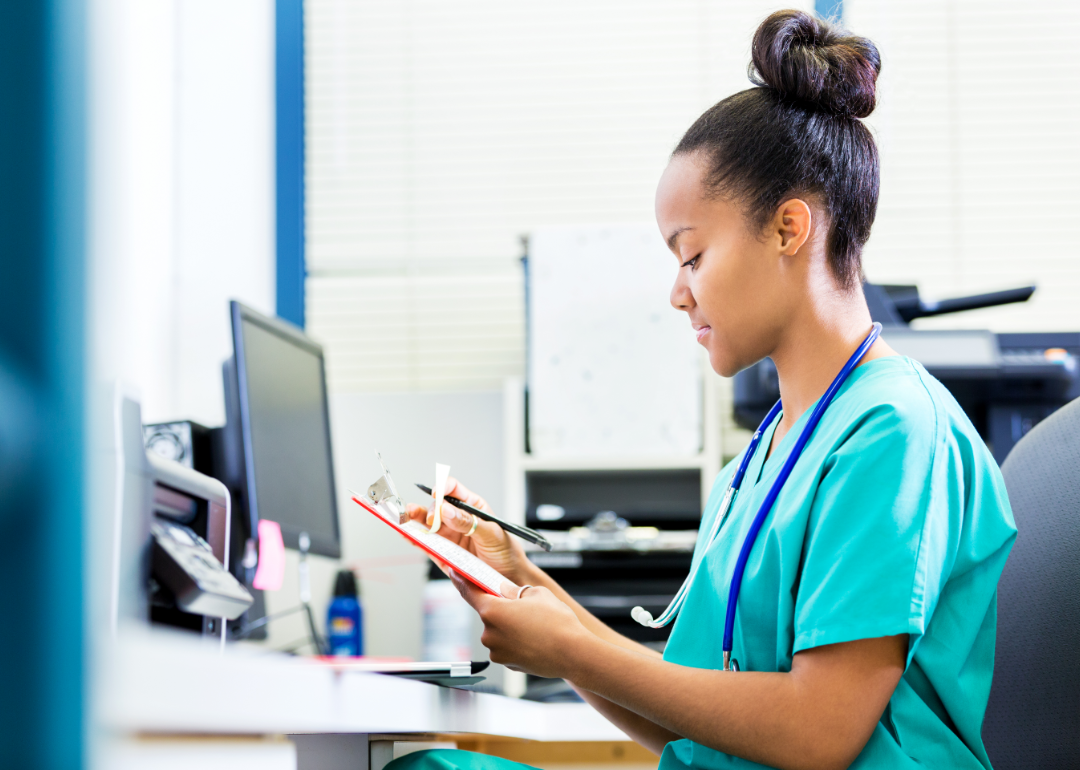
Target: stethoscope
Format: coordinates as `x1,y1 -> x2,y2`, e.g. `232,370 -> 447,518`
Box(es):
632,323 -> 883,672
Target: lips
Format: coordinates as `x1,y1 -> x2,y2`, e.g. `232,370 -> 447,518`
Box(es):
695,326 -> 711,342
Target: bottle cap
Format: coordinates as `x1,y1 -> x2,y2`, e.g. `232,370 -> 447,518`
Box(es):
333,569 -> 359,598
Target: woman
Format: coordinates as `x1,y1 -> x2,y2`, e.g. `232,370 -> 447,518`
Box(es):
398,10 -> 1016,770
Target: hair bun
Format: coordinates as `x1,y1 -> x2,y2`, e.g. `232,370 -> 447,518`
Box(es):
750,10 -> 880,119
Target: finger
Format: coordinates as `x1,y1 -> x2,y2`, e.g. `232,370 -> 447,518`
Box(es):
450,569 -> 498,612
439,501 -> 509,547
438,501 -> 484,535
406,503 -> 428,522
436,501 -> 471,532
499,580 -> 521,599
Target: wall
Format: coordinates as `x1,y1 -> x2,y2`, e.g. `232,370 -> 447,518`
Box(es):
303,0 -> 814,394
261,390 -> 505,664
89,0 -> 276,427
848,0 -> 1080,333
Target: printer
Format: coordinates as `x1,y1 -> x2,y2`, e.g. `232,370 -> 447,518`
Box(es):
105,389 -> 253,641
734,284 -> 1080,464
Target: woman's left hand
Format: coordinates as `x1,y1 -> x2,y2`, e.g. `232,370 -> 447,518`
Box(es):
449,570 -> 593,679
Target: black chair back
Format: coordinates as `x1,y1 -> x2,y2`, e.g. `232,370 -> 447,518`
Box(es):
984,397 -> 1080,768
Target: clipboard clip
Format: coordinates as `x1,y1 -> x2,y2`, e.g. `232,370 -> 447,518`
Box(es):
367,452 -> 407,524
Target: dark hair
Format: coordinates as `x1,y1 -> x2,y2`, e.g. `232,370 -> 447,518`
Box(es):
673,9 -> 881,289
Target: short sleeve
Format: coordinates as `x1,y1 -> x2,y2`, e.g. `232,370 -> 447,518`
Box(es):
793,400 -> 953,662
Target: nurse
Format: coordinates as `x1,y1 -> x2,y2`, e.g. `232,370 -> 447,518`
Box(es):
398,9 -> 1016,770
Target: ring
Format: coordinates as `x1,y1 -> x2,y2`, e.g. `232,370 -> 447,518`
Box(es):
467,513 -> 479,536
516,584 -> 533,600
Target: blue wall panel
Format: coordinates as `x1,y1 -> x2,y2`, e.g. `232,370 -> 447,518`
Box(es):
0,0 -> 86,766
276,0 -> 306,328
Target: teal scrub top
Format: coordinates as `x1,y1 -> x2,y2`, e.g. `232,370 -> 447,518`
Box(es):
660,356 -> 1016,770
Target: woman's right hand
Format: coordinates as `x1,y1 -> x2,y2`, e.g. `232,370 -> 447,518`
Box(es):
405,477 -> 536,586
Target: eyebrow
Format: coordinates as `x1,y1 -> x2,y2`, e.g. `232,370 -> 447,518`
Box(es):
666,226 -> 694,251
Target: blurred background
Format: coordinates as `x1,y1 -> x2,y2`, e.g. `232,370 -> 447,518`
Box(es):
2,0 -> 1078,766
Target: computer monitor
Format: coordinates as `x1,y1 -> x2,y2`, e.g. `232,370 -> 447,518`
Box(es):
226,301 -> 341,558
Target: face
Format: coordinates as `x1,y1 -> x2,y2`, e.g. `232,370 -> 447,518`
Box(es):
655,153 -> 804,377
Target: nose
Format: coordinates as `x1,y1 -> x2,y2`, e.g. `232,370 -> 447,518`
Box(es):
670,268 -> 694,312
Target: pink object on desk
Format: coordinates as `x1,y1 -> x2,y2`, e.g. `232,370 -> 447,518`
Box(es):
253,519 -> 285,591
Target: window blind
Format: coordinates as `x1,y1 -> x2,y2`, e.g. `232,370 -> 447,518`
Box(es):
848,0 -> 1080,331
303,0 -> 810,390
305,0 -> 1079,394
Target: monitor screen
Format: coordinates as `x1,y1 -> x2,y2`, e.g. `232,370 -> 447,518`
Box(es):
233,303 -> 340,557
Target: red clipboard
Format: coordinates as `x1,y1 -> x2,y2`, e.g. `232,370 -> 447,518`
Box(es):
351,495 -> 508,597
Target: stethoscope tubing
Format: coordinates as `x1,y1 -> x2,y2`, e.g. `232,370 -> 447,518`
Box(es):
632,398 -> 783,630
721,322 -> 883,665
630,323 -> 884,669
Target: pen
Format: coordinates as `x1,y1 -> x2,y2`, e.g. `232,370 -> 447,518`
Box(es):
414,483 -> 553,552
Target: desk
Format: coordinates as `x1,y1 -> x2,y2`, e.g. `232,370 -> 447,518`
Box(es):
96,630 -> 648,770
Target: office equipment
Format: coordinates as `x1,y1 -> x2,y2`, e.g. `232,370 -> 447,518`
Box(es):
319,659 -> 490,688
110,389 -> 252,639
223,300 -> 341,558
517,466 -> 702,647
145,450 -> 253,638
527,226 -> 702,458
352,492 -> 509,597
145,302 -> 347,644
144,420 -> 213,470
150,519 -> 253,620
637,326 -> 882,674
201,301 -> 342,649
734,283 -> 1080,463
416,484 -> 553,552
983,396 -> 1080,767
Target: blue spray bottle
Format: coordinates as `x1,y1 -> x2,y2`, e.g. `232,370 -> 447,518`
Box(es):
327,569 -> 363,656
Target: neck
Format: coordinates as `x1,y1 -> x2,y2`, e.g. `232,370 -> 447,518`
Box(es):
769,293 -> 883,432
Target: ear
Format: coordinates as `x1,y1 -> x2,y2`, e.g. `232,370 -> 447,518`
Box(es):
773,198 -> 813,256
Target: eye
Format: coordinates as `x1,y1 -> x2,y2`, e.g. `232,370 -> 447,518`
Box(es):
680,254 -> 700,270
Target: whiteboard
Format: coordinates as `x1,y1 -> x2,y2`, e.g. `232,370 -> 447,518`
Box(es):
528,225 -> 702,457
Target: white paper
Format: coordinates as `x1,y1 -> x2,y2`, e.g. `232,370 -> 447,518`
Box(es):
430,462 -> 450,533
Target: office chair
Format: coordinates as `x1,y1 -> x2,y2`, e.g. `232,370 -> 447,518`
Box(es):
983,397 -> 1080,768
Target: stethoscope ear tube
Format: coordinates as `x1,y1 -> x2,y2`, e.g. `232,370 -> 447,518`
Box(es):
631,402 -> 780,630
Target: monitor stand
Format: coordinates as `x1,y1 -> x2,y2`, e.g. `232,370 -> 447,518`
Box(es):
298,531 -> 328,656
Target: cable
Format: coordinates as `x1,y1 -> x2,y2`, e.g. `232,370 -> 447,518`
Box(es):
231,603 -> 307,640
